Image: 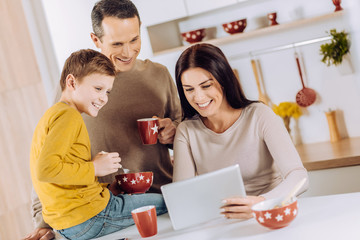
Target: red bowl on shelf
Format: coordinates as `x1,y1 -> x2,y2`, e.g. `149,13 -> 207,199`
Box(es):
115,172 -> 153,194
252,197 -> 298,229
222,19 -> 247,34
181,28 -> 206,44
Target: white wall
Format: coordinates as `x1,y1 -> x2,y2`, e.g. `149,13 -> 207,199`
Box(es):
22,0 -> 60,105
36,0 -> 360,145
40,0 -> 98,72
40,0 -> 154,72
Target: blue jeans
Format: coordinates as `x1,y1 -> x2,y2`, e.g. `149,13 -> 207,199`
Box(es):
57,192 -> 167,240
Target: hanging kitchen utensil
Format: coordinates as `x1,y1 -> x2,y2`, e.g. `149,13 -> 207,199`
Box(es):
251,59 -> 269,106
294,52 -> 316,107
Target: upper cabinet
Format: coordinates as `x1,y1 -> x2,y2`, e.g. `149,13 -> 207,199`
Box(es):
184,0 -> 238,16
134,0 -> 343,56
133,0 -> 243,27
132,0 -> 187,26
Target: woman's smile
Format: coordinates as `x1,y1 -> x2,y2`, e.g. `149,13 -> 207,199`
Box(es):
197,100 -> 212,109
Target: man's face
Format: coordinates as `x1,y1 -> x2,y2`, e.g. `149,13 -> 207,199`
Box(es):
91,16 -> 141,72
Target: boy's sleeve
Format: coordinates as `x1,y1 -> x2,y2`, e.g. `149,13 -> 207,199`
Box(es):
35,110 -> 95,185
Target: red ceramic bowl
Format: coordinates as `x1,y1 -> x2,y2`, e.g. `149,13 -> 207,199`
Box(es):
251,197 -> 298,229
115,172 -> 153,194
181,28 -> 206,44
222,19 -> 247,34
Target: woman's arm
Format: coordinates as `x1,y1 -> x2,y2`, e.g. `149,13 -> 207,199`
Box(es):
222,104 -> 308,219
260,106 -> 309,199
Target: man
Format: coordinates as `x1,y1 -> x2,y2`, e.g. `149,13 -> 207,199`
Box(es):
23,0 -> 181,239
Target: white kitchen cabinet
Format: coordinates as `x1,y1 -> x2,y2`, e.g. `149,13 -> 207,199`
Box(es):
301,165 -> 360,197
296,137 -> 360,197
132,0 -> 187,26
184,0 -> 238,16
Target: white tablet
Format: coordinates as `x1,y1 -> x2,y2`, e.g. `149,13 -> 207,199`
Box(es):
161,164 -> 246,230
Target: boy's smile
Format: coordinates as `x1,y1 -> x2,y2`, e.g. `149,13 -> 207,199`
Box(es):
70,73 -> 114,117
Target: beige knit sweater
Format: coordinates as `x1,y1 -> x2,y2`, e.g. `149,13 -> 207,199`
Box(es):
173,103 -> 308,199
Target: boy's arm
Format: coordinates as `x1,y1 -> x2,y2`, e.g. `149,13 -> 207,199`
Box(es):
36,110 -> 95,185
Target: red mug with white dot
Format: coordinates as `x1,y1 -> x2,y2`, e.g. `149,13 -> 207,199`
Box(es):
137,118 -> 159,145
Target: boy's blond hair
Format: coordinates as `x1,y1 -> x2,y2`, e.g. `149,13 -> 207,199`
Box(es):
60,49 -> 116,91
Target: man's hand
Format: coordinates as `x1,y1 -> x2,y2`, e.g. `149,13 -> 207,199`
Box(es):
22,228 -> 55,240
153,116 -> 176,145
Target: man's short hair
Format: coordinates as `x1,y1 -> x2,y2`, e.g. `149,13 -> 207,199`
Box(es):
91,0 -> 141,40
60,49 -> 116,91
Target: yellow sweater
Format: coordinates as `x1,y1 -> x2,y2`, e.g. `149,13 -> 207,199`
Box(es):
30,102 -> 110,230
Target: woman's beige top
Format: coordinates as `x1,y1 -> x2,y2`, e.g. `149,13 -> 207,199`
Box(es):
173,103 -> 308,199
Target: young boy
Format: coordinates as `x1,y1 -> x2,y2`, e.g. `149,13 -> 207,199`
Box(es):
30,49 -> 167,240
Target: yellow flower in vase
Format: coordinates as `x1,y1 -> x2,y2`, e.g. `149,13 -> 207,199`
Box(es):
272,102 -> 302,133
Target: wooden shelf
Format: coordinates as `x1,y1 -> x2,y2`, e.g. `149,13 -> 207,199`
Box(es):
296,137 -> 360,171
153,11 -> 344,56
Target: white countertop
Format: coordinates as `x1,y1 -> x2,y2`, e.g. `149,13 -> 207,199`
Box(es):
93,192 -> 360,240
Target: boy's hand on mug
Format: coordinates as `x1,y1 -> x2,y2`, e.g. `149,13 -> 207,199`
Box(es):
93,151 -> 122,177
153,116 -> 176,145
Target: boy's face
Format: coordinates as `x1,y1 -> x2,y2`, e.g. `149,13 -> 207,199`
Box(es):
72,73 -> 114,117
91,16 -> 141,73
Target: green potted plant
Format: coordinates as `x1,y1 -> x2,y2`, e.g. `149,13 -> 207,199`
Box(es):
320,29 -> 352,74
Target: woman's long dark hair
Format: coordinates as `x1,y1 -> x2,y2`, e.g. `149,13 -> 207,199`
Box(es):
175,43 -> 255,120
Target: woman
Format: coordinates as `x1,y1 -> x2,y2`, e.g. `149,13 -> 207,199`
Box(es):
173,43 -> 308,219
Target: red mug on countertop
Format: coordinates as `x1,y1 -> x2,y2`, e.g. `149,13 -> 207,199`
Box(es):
132,205 -> 158,238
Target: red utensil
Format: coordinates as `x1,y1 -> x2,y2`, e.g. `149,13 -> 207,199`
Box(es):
332,0 -> 343,12
295,52 -> 316,107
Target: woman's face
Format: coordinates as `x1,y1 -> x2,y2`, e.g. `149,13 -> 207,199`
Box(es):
181,67 -> 227,118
